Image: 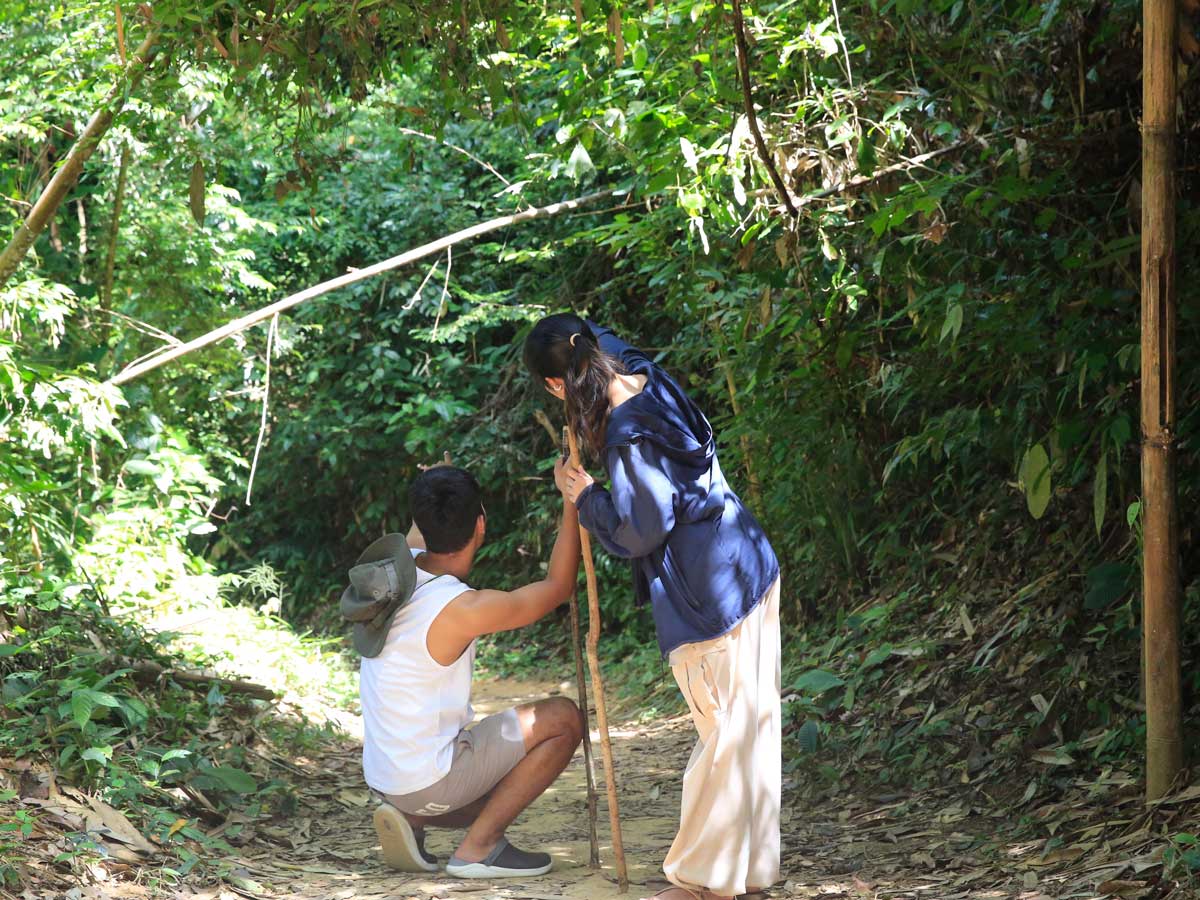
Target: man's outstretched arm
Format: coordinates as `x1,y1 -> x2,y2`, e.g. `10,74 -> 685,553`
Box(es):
453,461 -> 582,638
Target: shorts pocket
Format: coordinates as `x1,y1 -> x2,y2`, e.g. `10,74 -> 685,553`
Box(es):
672,642 -> 728,734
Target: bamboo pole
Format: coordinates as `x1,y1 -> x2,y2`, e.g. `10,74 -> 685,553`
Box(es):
105,188 -> 616,387
0,31 -> 159,288
1140,0 -> 1183,802
563,425 -> 601,869
565,426 -> 628,892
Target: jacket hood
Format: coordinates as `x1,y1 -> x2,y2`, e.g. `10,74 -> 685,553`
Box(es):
605,369 -> 715,468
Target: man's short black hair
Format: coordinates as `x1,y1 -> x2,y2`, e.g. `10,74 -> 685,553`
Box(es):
408,466 -> 483,554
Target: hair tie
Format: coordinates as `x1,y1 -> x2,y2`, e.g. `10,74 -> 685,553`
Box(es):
569,332 -> 581,347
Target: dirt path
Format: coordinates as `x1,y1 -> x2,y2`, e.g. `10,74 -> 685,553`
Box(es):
176,678 -> 687,900
166,677 -> 1191,900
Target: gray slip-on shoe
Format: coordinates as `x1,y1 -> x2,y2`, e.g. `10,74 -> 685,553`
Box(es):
444,837 -> 553,878
373,803 -> 439,872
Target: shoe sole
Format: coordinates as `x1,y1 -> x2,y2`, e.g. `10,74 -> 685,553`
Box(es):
444,860 -> 554,878
373,804 -> 439,873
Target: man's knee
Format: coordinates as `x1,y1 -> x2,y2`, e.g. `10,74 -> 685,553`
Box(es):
540,696 -> 584,744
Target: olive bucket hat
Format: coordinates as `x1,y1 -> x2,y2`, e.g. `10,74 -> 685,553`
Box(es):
340,533 -> 418,658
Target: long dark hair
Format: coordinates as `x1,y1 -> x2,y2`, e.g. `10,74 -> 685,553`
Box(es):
524,313 -> 627,460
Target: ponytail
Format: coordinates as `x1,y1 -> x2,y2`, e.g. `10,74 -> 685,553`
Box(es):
524,314 -> 627,460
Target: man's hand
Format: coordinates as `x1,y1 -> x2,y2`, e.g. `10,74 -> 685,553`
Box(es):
563,465 -> 594,505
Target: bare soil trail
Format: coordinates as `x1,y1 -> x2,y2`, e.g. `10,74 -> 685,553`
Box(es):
9,677 -> 1196,899
170,678 -> 1195,900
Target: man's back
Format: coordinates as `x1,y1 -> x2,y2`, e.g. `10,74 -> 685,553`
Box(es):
360,552 -> 474,796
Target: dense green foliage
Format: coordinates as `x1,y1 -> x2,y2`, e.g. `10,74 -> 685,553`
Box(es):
2,0 -> 1199,888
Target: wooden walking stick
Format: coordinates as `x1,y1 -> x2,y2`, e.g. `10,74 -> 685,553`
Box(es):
565,426 -> 629,892
562,427 -> 601,868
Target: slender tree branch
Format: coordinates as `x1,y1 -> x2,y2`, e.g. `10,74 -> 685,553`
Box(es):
106,188 -> 618,386
395,126 -> 515,190
730,0 -> 797,216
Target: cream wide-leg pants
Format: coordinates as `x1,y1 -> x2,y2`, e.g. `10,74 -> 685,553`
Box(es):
663,577 -> 782,898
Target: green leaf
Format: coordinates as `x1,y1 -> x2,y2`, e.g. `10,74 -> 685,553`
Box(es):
566,142 -> 595,183
861,645 -> 893,669
798,719 -> 820,753
206,766 -> 258,794
123,459 -> 160,476
80,746 -> 113,765
0,644 -> 23,657
1093,452 -> 1107,536
940,303 -> 963,343
70,690 -> 98,730
1018,444 -> 1052,519
792,669 -> 845,694
632,42 -> 648,71
1126,500 -> 1141,527
118,697 -> 149,728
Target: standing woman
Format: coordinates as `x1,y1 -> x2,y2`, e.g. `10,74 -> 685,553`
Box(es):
524,313 -> 781,900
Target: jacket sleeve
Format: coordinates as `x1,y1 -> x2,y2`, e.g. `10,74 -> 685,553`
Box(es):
586,320 -> 653,371
576,442 -> 676,559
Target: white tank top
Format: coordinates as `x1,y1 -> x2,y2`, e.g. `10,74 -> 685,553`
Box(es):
360,549 -> 475,795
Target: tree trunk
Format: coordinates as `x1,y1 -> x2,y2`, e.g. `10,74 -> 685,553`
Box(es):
0,31 -> 159,288
1140,0 -> 1183,803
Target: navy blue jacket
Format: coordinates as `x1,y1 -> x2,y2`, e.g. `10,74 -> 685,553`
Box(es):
576,323 -> 779,656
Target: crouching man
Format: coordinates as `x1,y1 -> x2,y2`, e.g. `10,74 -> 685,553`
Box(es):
342,461 -> 583,878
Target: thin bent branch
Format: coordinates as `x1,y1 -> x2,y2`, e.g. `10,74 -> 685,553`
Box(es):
730,0 -> 797,216
106,188 -> 618,387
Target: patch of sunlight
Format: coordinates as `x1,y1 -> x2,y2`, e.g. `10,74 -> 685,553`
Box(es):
75,517 -> 358,727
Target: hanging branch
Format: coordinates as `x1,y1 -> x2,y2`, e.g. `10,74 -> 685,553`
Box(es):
729,0 -> 797,216
0,29 -> 160,288
244,314 -> 279,506
106,188 -> 617,387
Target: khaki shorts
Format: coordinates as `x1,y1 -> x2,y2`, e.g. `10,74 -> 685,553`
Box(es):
385,708 -> 527,817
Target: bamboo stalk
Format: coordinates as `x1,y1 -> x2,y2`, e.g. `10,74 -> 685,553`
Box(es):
105,188 -> 616,387
554,423 -> 600,867
1140,0 -> 1183,803
565,426 -> 628,891
0,30 -> 159,288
